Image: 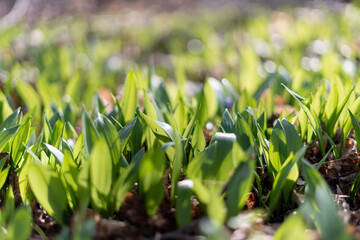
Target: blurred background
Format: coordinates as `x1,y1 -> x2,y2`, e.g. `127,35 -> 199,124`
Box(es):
0,0 -> 350,24
0,0 -> 358,121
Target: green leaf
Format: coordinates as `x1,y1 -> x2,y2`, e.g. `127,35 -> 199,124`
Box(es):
268,146 -> 306,215
0,154 -> 8,171
153,81 -> 172,111
349,168 -> 360,198
0,90 -> 14,121
138,147 -> 165,217
143,91 -> 159,121
139,111 -> 173,143
281,119 -> 302,154
0,166 -> 10,189
44,143 -> 64,165
340,106 -> 360,149
95,113 -> 121,170
220,109 -> 235,133
168,114 -> 184,204
187,143 -> 217,181
16,80 -> 41,120
203,79 -> 218,120
175,180 -> 193,227
1,186 -> 15,226
348,112 -> 360,197
61,148 -> 79,196
18,153 -> 32,202
235,114 -> 253,150
349,109 -> 360,151
0,108 -> 20,131
121,70 -> 138,123
274,214 -> 313,240
82,109 -> 99,155
209,132 -> 236,180
37,76 -> 61,109
324,84 -> 339,129
129,114 -> 143,155
77,157 -> 90,203
283,84 -> 325,156
191,121 -> 206,157
269,121 -> 287,176
301,160 -> 351,240
208,77 -> 226,114
174,98 -> 188,135
113,148 -> 145,211
226,159 -> 255,217
326,86 -> 353,138
118,118 -> 136,151
206,184 -> 226,224
6,207 -> 32,240
28,163 -> 68,225
11,118 -> 31,167
49,119 -> 64,148
89,138 -> 112,213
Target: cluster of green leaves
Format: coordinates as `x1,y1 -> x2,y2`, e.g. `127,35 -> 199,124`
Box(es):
0,69 -> 356,239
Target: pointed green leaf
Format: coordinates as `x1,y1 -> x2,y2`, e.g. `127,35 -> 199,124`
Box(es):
82,109 -> 99,155
11,118 -> 31,167
90,139 -> 112,213
268,146 -> 306,215
226,159 -> 255,217
121,70 -> 138,123
28,163 -> 68,225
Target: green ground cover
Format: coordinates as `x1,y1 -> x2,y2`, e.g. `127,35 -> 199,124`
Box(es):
0,3 -> 360,239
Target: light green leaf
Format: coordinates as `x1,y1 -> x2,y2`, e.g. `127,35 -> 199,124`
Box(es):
16,80 -> 41,120
283,84 -> 325,156
11,118 -> 31,167
269,121 -> 287,176
44,143 -> 64,165
274,214 -> 313,240
191,121 -> 206,157
143,91 -> 158,121
6,207 -> 32,240
18,153 -> 31,202
90,139 -> 112,213
168,113 -> 184,204
0,166 -> 10,189
203,79 -> 218,120
174,98 -> 188,135
28,163 -> 68,225
139,111 -> 173,143
121,70 -> 138,123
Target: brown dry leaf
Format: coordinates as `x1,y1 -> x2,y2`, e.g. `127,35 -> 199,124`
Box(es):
98,88 -> 115,114
245,192 -> 256,210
